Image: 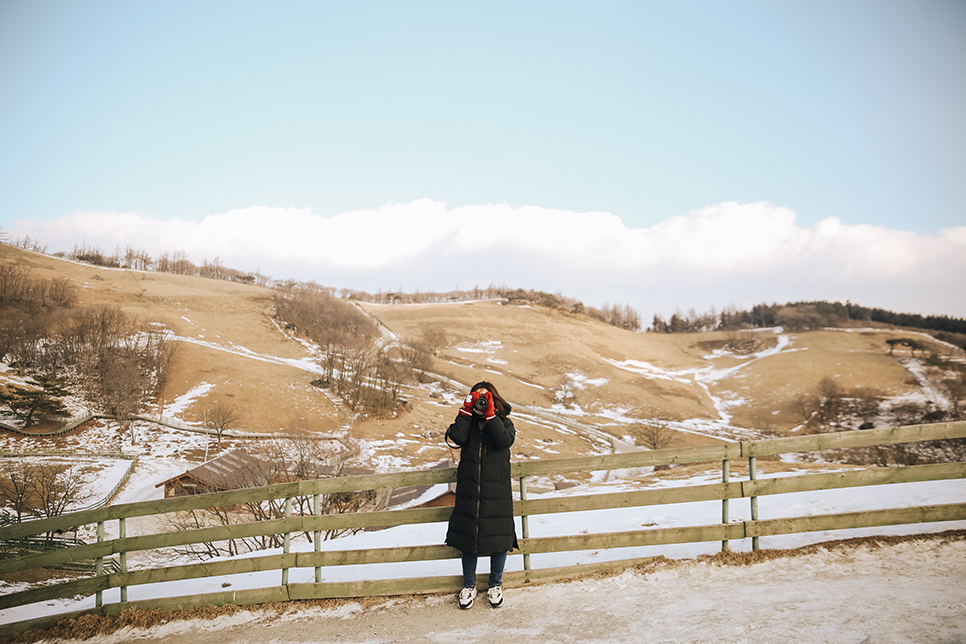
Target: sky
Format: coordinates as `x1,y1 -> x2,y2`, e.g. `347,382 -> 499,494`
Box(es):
1,0 -> 965,320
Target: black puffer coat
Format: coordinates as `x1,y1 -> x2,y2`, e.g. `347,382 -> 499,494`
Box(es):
444,410 -> 518,555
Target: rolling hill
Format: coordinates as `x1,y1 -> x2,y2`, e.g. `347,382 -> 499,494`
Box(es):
1,242 -> 963,475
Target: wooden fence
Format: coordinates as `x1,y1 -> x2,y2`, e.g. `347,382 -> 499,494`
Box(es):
1,421 -> 964,635
0,414 -> 97,437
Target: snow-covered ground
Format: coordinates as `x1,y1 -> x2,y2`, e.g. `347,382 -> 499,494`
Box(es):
57,535 -> 964,644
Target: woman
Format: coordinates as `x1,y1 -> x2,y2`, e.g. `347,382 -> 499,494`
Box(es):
445,380 -> 517,609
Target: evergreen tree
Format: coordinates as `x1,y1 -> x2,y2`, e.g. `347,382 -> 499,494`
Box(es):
0,373 -> 71,427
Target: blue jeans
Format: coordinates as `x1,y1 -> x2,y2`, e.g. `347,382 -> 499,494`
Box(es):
462,550 -> 507,588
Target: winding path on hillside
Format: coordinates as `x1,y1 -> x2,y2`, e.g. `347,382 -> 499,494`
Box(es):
243,301 -> 771,453
896,356 -> 952,412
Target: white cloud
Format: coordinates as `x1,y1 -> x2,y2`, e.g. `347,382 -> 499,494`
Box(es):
9,200 -> 966,319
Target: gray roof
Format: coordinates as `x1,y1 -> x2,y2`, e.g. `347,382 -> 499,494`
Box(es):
387,460 -> 455,508
157,450 -> 375,490
184,450 -> 272,488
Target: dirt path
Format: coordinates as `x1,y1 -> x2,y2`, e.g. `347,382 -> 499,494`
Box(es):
56,536 -> 966,644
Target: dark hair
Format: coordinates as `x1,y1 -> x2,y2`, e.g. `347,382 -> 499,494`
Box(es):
471,381 -> 511,418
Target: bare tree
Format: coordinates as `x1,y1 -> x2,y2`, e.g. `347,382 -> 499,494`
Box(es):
421,327 -> 447,355
32,462 -> 93,521
24,462 -> 94,544
204,400 -> 240,446
164,433 -> 373,560
77,322 -> 173,443
792,390 -> 817,426
0,461 -> 36,523
163,505 -> 256,560
553,376 -> 578,408
942,373 -> 966,420
399,340 -> 434,382
170,249 -> 195,275
637,423 -> 678,450
89,348 -> 147,443
0,307 -> 55,375
817,376 -> 843,424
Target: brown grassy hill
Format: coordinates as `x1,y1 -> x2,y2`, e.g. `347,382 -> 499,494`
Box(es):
0,244 -> 346,434
358,301 -> 953,448
2,243 -> 961,471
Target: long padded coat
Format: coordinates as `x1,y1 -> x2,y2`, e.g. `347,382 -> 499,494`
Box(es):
444,409 -> 518,555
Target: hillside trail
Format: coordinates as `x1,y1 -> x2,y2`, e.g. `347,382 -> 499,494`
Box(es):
895,356 -> 952,413
347,302 -> 398,348
348,301 -> 635,456
60,535 -> 966,644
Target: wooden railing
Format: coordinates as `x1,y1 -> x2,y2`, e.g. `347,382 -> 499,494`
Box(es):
1,421 -> 964,635
0,414 -> 97,437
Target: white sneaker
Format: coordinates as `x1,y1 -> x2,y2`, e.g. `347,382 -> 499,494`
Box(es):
458,587 -> 477,609
487,585 -> 504,608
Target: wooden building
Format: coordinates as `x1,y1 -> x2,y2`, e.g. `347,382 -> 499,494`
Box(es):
157,449 -> 377,499
385,460 -> 456,510
156,450 -> 273,498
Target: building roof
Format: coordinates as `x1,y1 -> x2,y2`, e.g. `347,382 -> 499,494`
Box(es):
387,460 -> 455,509
156,450 -> 273,490
156,450 -> 376,491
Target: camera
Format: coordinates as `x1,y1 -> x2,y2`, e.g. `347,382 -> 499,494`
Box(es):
473,396 -> 489,412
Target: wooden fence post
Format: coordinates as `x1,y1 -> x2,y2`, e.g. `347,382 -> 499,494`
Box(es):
519,476 -> 530,571
282,497 -> 292,586
95,520 -> 104,607
119,518 -> 127,603
313,493 -> 321,583
749,456 -> 759,551
721,459 -> 730,551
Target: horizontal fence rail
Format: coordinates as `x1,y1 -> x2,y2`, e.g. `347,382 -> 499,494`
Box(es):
0,421 -> 964,634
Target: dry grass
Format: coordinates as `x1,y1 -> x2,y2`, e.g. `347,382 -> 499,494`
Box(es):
1,243 -> 960,466
0,569 -> 86,586
0,244 -> 346,436
688,528 -> 966,568
723,330 -> 921,430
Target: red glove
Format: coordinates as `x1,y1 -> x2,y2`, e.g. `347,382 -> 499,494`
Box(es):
459,393 -> 475,416
479,390 -> 496,421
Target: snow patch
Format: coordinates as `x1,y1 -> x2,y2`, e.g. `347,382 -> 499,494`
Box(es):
564,371 -> 609,389
455,340 -> 502,355
605,333 -> 797,430
165,382 -> 215,418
